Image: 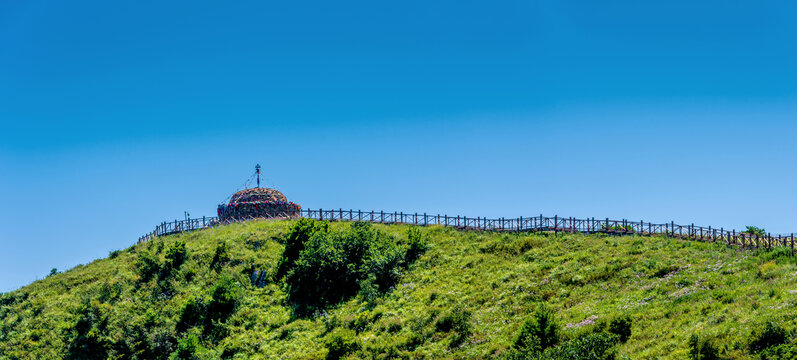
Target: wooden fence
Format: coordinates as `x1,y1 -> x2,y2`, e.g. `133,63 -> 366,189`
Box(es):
137,209 -> 796,253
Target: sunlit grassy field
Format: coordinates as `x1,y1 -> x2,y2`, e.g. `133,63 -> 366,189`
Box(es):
1,219 -> 796,359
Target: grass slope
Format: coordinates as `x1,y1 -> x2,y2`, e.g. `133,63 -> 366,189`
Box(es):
1,219 -> 797,359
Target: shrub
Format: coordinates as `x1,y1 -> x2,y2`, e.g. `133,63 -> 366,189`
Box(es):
164,240 -> 187,272
608,315 -> 632,343
362,242 -> 406,292
169,333 -> 204,360
282,221 -> 421,315
651,264 -> 679,278
749,320 -> 787,353
48,268 -> 59,277
405,228 -> 428,261
513,304 -> 559,355
601,223 -> 635,233
177,296 -> 205,332
108,250 -> 122,259
539,332 -> 619,360
757,261 -> 778,279
66,299 -> 111,360
325,328 -> 360,360
764,247 -> 797,265
136,251 -> 160,282
759,340 -> 797,360
206,275 -> 239,324
209,241 -> 230,271
435,306 -> 472,347
688,333 -> 720,360
286,230 -> 355,313
276,218 -> 328,279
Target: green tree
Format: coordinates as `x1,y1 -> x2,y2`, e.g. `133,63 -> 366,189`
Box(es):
745,226 -> 767,237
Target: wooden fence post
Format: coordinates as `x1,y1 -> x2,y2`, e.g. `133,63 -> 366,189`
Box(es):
554,215 -> 558,234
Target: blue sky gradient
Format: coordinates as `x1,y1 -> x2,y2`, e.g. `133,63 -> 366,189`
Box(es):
2,1 -> 797,291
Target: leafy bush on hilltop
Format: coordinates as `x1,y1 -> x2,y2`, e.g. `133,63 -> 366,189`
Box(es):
136,250 -> 160,282
280,220 -> 426,315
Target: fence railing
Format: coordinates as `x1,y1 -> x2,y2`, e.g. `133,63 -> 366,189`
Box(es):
137,209 -> 797,253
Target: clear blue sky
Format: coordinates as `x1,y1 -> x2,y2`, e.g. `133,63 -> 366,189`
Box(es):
2,1 -> 796,292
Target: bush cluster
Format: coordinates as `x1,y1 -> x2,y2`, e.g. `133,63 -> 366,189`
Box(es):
278,220 -> 427,315
508,305 -> 626,360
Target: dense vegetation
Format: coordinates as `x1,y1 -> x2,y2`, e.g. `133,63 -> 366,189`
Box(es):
1,219 -> 797,359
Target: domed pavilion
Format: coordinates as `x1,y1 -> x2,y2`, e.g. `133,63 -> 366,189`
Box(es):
217,165 -> 301,222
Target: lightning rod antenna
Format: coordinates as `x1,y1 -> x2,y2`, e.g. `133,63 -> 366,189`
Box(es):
255,164 -> 261,188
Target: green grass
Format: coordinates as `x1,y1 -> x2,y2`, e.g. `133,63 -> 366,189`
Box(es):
1,219 -> 797,359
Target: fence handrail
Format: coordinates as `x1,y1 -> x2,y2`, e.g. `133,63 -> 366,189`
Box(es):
136,209 -> 796,253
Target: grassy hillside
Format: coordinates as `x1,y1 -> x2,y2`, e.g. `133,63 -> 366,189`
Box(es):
2,219 -> 797,359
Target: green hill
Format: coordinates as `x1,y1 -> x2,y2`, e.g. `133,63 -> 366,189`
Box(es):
2,219 -> 797,359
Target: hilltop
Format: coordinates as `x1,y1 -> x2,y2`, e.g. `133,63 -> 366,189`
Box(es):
2,219 -> 797,359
